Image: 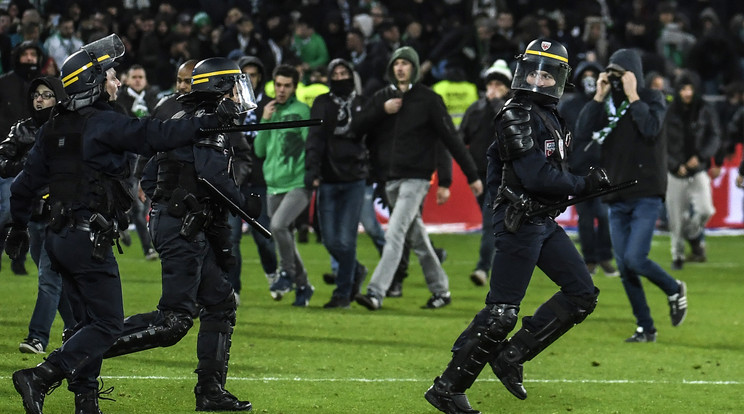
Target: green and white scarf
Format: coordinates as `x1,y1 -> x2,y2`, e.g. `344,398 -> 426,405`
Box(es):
591,96 -> 629,145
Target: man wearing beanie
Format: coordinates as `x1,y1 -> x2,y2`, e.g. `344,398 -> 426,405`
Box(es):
352,46 -> 483,311
461,59 -> 513,287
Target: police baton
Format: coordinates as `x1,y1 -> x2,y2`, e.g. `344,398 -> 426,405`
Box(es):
525,180 -> 638,218
197,177 -> 272,239
199,118 -> 323,135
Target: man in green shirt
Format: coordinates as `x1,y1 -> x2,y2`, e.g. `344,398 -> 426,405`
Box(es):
253,64 -> 315,307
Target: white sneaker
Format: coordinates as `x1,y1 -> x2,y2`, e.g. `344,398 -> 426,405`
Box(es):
19,338 -> 45,354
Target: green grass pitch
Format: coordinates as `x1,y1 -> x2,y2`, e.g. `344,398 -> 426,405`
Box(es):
1,231 -> 742,413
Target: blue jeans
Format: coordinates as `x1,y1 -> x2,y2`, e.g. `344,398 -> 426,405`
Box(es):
575,198 -> 613,263
27,221 -> 76,348
608,197 -> 681,332
317,180 -> 365,299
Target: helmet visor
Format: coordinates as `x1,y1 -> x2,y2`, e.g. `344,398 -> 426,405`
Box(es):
82,34 -> 124,70
511,58 -> 569,99
233,74 -> 257,113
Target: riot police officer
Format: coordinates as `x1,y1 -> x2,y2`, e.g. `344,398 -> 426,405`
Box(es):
424,39 -> 610,414
7,35 -> 236,414
102,57 -> 260,412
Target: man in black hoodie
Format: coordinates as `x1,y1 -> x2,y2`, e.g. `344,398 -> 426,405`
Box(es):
306,58 -> 369,308
575,48 -> 688,343
352,46 -> 482,311
664,70 -> 719,270
559,60 -> 618,277
0,76 -> 77,355
0,41 -> 42,275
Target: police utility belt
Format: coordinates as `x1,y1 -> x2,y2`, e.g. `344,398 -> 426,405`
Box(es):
48,202 -> 123,262
494,186 -> 561,233
159,188 -> 213,241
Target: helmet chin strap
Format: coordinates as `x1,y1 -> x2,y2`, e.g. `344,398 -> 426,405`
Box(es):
63,84 -> 103,111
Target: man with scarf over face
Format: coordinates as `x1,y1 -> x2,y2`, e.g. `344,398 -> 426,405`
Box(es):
558,60 -> 618,277
0,76 -> 78,355
305,59 -> 369,308
576,48 -> 688,343
0,41 -> 43,275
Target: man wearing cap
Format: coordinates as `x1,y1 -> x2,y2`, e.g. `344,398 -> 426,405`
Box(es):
461,59 -> 512,287
425,39 -> 607,413
352,46 -> 482,311
576,48 -> 688,344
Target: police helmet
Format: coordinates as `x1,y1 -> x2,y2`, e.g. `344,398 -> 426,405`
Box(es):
191,57 -> 257,112
511,39 -> 571,100
61,34 -> 124,95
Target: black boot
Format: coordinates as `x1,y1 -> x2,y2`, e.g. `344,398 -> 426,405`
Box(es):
195,382 -> 252,412
491,342 -> 527,400
12,361 -> 65,414
424,376 -> 480,414
75,390 -> 103,414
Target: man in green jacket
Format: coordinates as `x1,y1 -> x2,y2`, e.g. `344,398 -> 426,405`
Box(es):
254,64 -> 315,307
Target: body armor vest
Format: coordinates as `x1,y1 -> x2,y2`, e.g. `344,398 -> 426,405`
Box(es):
43,108 -> 133,219
499,100 -> 571,207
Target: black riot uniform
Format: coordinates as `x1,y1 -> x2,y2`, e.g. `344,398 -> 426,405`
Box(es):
6,35 -> 228,414
103,57 -> 260,412
425,39 -> 610,414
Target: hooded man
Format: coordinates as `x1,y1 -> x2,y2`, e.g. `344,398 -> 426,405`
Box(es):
352,46 -> 482,311
0,76 -> 77,354
0,41 -> 42,136
664,70 -> 719,269
305,58 -> 369,308
576,48 -> 688,343
558,60 -> 618,276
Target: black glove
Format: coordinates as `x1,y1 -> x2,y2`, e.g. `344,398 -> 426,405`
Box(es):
584,167 -> 611,194
216,98 -> 241,126
243,193 -> 262,219
5,223 -> 29,260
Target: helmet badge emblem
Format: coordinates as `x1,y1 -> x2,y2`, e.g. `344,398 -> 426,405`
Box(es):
541,41 -> 551,51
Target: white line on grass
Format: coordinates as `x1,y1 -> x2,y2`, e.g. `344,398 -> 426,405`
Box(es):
97,376 -> 742,385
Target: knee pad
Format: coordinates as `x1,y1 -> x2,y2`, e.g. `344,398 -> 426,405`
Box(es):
484,304 -> 519,340
103,311 -> 193,358
200,291 -> 237,326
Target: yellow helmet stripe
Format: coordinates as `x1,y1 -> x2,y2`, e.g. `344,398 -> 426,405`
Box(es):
192,69 -> 241,80
62,62 -> 93,85
192,78 -> 209,85
525,49 -> 568,63
97,54 -> 111,62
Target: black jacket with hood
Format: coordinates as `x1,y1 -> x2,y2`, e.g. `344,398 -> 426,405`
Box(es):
575,48 -> 668,203
0,76 -> 67,178
560,60 -> 604,176
664,70 -> 720,176
305,59 -> 369,185
0,42 -> 43,137
352,46 -> 479,187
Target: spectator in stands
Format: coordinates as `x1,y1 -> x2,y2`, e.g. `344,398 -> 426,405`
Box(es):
293,17 -> 330,85
43,15 -> 82,70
